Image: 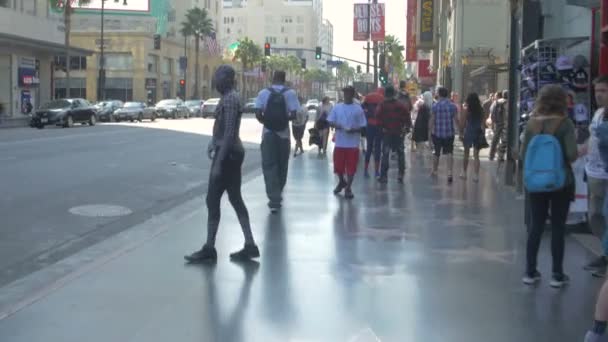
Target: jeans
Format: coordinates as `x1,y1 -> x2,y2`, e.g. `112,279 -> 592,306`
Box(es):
261,132 -> 290,208
365,125 -> 383,166
526,188 -> 572,275
380,134 -> 405,178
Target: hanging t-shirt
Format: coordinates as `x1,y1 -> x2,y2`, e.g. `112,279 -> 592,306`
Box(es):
328,102 -> 367,148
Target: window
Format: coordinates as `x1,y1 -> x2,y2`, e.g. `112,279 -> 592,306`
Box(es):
69,56 -> 87,70
147,55 -> 159,73
265,37 -> 277,44
227,28 -> 231,34
297,16 -> 303,23
281,26 -> 285,33
162,58 -> 172,75
296,25 -> 304,34
54,78 -> 86,99
231,17 -> 234,23
284,37 -> 288,44
296,37 -> 304,45
102,53 -> 133,70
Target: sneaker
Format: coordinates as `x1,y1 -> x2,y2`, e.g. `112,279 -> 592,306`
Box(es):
397,176 -> 404,184
585,256 -> 607,271
184,245 -> 217,263
230,244 -> 260,261
584,331 -> 608,342
333,181 -> 347,195
522,270 -> 542,285
550,273 -> 570,288
375,170 -> 381,179
593,266 -> 607,278
345,189 -> 355,200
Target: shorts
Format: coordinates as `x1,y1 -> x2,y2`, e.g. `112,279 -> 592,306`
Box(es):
333,147 -> 360,176
432,135 -> 454,157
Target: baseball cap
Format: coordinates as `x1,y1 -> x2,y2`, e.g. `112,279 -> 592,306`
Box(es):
555,55 -> 573,71
574,103 -> 589,122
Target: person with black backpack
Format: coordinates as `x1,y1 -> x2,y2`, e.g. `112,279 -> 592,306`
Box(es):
520,85 -> 577,288
254,70 -> 300,213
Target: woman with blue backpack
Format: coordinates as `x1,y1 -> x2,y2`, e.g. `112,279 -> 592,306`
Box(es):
520,85 -> 577,288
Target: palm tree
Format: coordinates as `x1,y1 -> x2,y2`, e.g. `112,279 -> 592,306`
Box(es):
51,0 -> 91,98
336,62 -> 355,88
384,34 -> 406,81
180,7 -> 214,99
234,37 -> 262,98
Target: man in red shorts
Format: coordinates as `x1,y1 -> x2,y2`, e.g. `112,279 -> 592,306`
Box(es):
328,86 -> 367,199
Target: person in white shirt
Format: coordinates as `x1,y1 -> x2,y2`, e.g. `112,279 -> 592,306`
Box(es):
327,86 -> 367,199
292,97 -> 309,157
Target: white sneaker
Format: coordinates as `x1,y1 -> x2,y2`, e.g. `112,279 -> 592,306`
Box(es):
522,271 -> 542,285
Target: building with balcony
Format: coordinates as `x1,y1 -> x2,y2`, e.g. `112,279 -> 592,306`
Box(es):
0,0 -> 92,125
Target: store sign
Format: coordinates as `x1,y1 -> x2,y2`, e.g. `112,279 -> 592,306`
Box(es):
353,3 -> 385,42
18,68 -> 40,87
418,0 -> 435,48
406,0 -> 417,62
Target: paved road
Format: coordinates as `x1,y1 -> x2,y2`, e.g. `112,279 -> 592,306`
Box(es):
0,118 -> 264,287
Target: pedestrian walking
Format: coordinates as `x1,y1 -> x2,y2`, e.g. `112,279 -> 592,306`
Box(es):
584,278 -> 608,342
521,85 -> 577,288
583,75 -> 608,277
376,85 -> 412,184
429,86 -> 459,183
292,97 -> 309,157
412,91 -> 433,151
255,70 -> 300,213
459,93 -> 488,182
328,86 -> 367,199
361,88 -> 385,178
489,91 -> 509,162
184,65 -> 259,263
315,97 -> 332,156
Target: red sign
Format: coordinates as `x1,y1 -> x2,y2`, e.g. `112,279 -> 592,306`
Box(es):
418,59 -> 437,85
353,3 -> 385,42
406,0 -> 417,62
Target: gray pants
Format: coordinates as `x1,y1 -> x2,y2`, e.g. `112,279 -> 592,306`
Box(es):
490,124 -> 507,161
588,177 -> 608,240
261,132 -> 290,208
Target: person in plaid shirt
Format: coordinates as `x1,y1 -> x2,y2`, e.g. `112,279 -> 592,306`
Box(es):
430,86 -> 459,183
376,85 -> 412,184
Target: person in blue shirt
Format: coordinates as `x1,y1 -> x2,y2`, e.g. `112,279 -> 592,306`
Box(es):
254,71 -> 300,213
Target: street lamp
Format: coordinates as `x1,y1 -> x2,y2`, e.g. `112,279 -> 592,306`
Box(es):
98,0 -> 128,101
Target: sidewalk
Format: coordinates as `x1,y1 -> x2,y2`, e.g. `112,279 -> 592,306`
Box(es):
0,147 -> 603,342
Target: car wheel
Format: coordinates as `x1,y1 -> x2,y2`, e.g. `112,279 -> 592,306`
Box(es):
89,114 -> 96,126
64,115 -> 74,128
151,114 -> 156,122
138,113 -> 143,122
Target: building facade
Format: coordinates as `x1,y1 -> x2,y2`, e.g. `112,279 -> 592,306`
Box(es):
53,0 -> 223,104
220,0 -> 324,67
318,19 -> 334,70
0,0 -> 91,125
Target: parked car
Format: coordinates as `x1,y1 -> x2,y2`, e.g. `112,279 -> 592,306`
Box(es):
154,99 -> 189,119
185,100 -> 204,117
201,98 -> 220,118
243,98 -> 257,114
306,99 -> 320,110
32,98 -> 97,129
114,102 -> 157,122
95,100 -> 123,122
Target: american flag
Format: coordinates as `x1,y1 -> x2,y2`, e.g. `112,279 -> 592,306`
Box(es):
204,32 -> 221,56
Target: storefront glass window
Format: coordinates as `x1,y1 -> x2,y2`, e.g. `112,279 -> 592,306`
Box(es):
147,55 -> 159,73
102,53 -> 133,71
54,78 -> 86,99
162,58 -> 172,75
104,78 -> 133,102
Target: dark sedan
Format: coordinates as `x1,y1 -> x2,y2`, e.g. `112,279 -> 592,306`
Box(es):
95,100 -> 123,122
32,99 -> 97,129
114,102 -> 157,122
154,99 -> 189,119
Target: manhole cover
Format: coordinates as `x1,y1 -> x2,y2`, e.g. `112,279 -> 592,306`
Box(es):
69,204 -> 133,217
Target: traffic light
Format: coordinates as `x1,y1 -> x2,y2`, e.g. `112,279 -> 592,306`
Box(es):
315,46 -> 322,60
379,70 -> 388,85
301,58 -> 306,69
179,79 -> 186,97
356,65 -> 362,74
378,53 -> 386,69
264,43 -> 271,57
153,34 -> 161,50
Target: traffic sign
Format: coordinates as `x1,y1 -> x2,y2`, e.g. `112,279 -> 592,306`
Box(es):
360,73 -> 373,83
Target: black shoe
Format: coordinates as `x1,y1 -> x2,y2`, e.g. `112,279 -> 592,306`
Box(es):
585,256 -> 607,270
447,175 -> 453,184
522,270 -> 542,285
397,175 -> 404,183
550,273 -> 570,288
593,266 -> 607,278
345,189 -> 355,199
230,244 -> 260,261
333,181 -> 347,195
184,245 -> 217,263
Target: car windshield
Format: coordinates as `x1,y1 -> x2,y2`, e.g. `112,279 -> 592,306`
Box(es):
185,100 -> 200,106
206,99 -> 220,104
41,100 -> 71,109
124,102 -> 142,108
157,100 -> 178,106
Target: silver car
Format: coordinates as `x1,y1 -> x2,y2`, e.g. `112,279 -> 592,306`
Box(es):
201,98 -> 220,118
185,100 -> 204,117
114,102 -> 157,122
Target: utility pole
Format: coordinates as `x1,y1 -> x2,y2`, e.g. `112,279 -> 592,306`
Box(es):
506,0 -> 522,187
98,0 -> 106,101
372,0 -> 378,87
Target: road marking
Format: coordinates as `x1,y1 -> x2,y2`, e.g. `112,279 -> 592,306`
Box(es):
69,204 -> 133,218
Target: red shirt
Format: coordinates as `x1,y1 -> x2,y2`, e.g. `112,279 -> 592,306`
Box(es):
375,99 -> 412,135
362,91 -> 385,126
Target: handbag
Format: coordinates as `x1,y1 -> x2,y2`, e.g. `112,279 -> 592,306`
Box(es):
477,130 -> 489,149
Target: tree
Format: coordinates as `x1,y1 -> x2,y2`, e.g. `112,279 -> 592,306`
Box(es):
180,7 -> 214,99
234,37 -> 262,98
336,62 -> 355,88
51,0 -> 91,98
384,35 -> 406,81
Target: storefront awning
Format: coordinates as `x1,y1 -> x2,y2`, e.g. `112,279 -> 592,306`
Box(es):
0,32 -> 94,56
565,0 -> 600,8
470,63 -> 509,78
